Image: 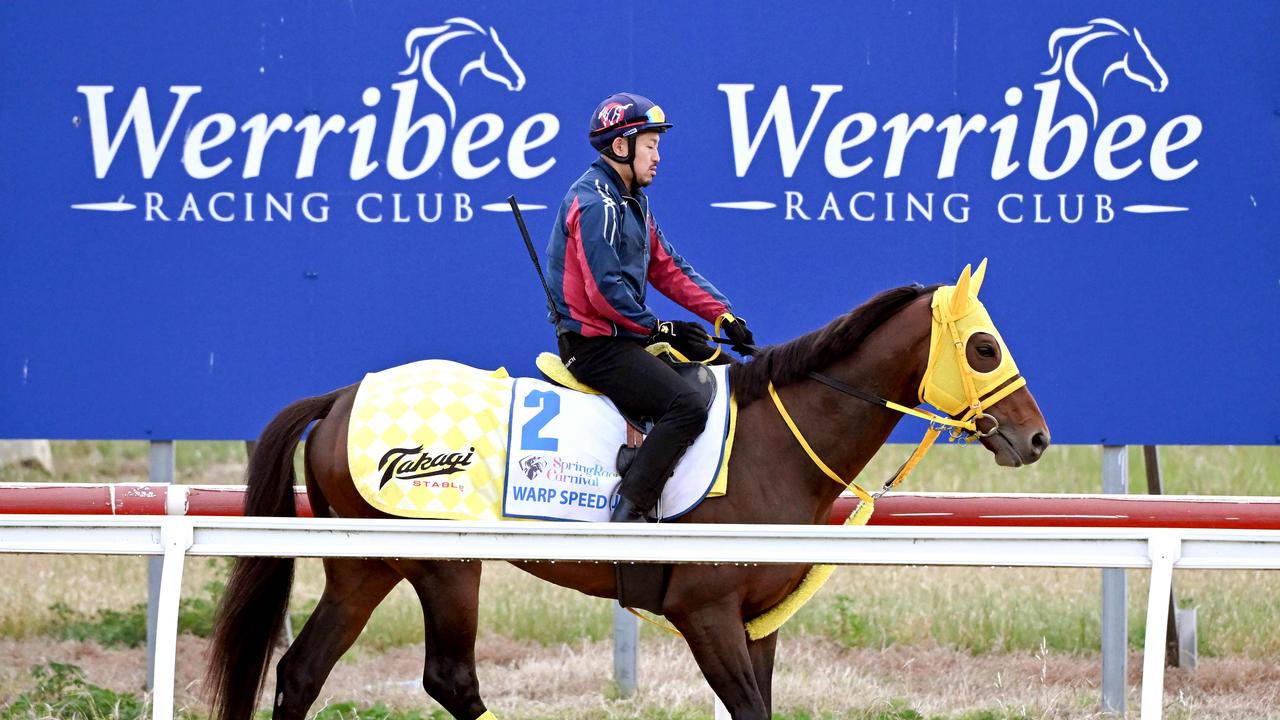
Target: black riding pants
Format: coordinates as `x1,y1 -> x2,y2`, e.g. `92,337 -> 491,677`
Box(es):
557,332 -> 709,510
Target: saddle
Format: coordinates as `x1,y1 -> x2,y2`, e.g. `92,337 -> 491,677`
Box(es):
535,345 -> 717,473
535,344 -> 718,615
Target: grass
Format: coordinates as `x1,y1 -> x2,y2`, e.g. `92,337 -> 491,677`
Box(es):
1,663 -> 146,720
4,439 -> 1275,495
0,660 -> 1048,720
0,441 -> 1277,659
0,441 -> 248,484
785,565 -> 1280,657
8,555 -> 1275,660
42,580 -> 223,648
0,656 -> 1072,720
307,702 -> 452,720
858,441 -> 1280,497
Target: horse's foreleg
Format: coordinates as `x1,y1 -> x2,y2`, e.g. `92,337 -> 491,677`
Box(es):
391,559 -> 487,720
746,631 -> 778,715
272,558 -> 402,720
668,603 -> 769,720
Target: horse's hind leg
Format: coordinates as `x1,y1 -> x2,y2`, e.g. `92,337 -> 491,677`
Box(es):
272,558 -> 402,720
390,559 -> 487,720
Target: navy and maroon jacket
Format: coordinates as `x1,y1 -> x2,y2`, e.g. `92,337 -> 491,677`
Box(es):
545,158 -> 731,338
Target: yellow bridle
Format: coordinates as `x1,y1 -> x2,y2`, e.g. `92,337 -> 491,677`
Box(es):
921,274 -> 1026,426
768,259 -> 1026,525
627,262 -> 1028,638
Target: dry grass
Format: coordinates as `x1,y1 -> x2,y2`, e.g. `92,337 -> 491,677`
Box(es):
10,557 -> 1277,660
3,635 -> 1280,719
787,565 -> 1280,657
3,441 -> 1276,496
859,443 -> 1279,497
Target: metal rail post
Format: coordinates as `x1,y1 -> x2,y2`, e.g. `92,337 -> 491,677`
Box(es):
1143,445 -> 1196,669
1140,533 -> 1181,720
152,518 -> 193,720
146,440 -> 175,690
612,605 -> 639,697
1101,445 -> 1129,713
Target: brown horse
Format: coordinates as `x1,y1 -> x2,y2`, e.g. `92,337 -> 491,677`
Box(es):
206,274 -> 1049,720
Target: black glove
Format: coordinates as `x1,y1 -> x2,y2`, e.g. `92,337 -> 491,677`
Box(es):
651,320 -> 716,361
720,316 -> 756,355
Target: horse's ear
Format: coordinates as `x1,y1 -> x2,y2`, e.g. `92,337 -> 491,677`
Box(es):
951,263 -> 973,315
971,258 -> 988,298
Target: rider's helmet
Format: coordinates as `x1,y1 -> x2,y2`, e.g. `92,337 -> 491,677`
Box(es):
588,92 -> 673,163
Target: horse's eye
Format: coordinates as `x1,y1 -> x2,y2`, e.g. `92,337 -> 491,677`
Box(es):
977,345 -> 996,358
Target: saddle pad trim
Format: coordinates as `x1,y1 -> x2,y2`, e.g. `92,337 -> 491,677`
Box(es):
535,343 -> 687,395
499,381 -> 529,519
535,352 -> 600,394
648,373 -> 734,521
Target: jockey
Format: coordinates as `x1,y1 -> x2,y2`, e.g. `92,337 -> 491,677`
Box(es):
545,92 -> 754,523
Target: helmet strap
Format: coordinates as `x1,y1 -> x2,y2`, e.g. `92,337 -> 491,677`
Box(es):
602,135 -> 640,191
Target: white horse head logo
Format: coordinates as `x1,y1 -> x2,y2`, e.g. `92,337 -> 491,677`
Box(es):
399,17 -> 526,127
1041,17 -> 1169,128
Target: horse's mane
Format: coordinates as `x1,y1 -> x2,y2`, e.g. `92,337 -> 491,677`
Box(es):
729,284 -> 939,407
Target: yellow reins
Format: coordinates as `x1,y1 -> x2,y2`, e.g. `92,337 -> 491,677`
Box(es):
765,263 -> 1028,524
767,381 -> 947,523
629,264 -> 1029,639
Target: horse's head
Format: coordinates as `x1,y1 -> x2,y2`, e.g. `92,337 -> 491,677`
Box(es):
1101,24 -> 1168,94
920,260 -> 1050,467
399,17 -> 526,127
1042,18 -> 1168,128
456,22 -> 526,93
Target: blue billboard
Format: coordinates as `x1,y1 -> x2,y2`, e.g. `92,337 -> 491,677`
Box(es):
1,1 -> 1277,443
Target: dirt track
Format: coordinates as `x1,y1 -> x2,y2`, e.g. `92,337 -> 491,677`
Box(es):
3,635 -> 1278,719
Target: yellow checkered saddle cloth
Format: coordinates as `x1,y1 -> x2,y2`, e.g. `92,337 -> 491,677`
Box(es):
347,358 -> 733,522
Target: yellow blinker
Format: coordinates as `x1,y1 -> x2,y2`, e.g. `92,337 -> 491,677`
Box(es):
920,259 -> 1025,420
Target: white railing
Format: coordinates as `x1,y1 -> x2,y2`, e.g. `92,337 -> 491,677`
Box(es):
2,515 -> 1279,720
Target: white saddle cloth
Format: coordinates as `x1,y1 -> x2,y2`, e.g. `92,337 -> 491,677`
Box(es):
502,365 -> 732,521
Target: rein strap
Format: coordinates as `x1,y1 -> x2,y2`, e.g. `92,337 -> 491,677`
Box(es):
806,371 -> 977,433
768,381 -> 878,523
768,373 -> 950,519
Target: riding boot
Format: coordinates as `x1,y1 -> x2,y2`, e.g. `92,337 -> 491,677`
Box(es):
608,443 -> 687,523
609,493 -> 650,523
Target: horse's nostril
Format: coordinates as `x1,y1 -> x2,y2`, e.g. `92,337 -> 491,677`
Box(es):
1031,431 -> 1049,451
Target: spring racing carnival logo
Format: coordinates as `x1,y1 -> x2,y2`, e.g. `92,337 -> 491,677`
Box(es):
712,17 -> 1201,225
71,17 -> 556,224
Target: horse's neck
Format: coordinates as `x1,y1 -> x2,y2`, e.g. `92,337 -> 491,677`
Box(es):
809,337 -> 926,499
735,305 -> 930,522
435,33 -> 485,72
1075,34 -> 1127,77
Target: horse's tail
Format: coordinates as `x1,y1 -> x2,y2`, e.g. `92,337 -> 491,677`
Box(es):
205,384 -> 351,720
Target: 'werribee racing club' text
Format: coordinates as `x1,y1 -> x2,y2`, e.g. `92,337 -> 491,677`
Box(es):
77,77 -> 1201,226
717,81 -> 1201,224
76,80 -> 559,223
